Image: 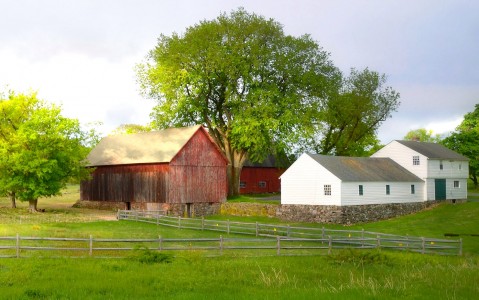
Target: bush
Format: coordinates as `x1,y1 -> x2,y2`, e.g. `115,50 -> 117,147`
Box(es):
129,246 -> 173,264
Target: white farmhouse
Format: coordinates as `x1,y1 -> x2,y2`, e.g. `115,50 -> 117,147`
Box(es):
372,140 -> 469,201
281,154 -> 424,206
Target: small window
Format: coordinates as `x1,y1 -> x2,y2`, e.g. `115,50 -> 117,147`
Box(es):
459,164 -> 462,170
440,161 -> 443,170
413,156 -> 420,166
411,184 -> 415,194
240,181 -> 246,189
358,185 -> 363,196
324,184 -> 331,196
258,181 -> 266,188
454,181 -> 460,188
386,185 -> 390,195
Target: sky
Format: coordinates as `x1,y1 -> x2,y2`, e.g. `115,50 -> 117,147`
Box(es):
0,0 -> 477,143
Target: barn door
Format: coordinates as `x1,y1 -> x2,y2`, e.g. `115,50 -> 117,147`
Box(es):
434,179 -> 446,200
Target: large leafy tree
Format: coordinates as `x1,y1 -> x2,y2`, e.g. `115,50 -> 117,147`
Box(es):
0,91 -> 92,212
137,9 -> 399,194
298,68 -> 400,156
137,8 -> 340,195
442,104 -> 479,187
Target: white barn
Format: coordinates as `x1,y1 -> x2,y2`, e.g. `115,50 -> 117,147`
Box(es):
372,140 -> 469,201
281,153 -> 424,206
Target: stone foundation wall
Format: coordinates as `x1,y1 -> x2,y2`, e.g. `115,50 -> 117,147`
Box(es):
277,200 -> 443,225
73,200 -> 126,211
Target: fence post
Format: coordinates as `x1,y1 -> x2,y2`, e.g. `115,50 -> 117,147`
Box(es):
89,235 -> 93,257
421,237 -> 425,254
255,222 -> 259,237
156,213 -> 160,226
201,216 -> 205,231
322,227 -> 325,240
459,238 -> 462,256
377,235 -> 381,250
178,216 -> 181,229
361,229 -> 364,247
277,236 -> 281,256
219,235 -> 223,255
16,233 -> 20,258
159,236 -> 162,251
227,219 -> 230,235
328,235 -> 332,255
287,225 -> 290,238
117,209 -> 120,220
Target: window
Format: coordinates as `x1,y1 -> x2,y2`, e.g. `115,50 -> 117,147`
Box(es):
454,181 -> 460,188
413,156 -> 420,165
411,184 -> 415,194
324,185 -> 331,196
258,181 -> 266,188
240,181 -> 246,189
440,161 -> 443,170
459,164 -> 462,170
386,185 -> 390,195
358,185 -> 363,196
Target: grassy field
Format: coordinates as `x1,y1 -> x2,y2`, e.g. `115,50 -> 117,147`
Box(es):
0,187 -> 478,299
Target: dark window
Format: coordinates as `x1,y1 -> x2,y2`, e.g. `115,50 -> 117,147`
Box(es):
413,156 -> 420,165
440,161 -> 443,170
240,181 -> 246,189
258,181 -> 266,188
359,185 -> 363,196
324,185 -> 331,196
411,184 -> 415,194
386,185 -> 390,195
454,181 -> 460,188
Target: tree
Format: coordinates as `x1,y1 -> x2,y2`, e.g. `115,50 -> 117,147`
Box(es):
137,8 -> 399,195
111,123 -> 152,135
298,68 -> 400,156
442,104 -> 479,187
137,8 -> 340,195
404,128 -> 441,142
0,91 -> 92,212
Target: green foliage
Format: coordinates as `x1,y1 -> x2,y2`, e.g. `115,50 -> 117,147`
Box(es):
129,245 -> 173,264
404,128 -> 442,142
111,123 -> 152,135
0,91 -> 93,209
442,104 -> 479,187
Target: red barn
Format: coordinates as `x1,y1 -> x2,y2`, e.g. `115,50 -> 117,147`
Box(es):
239,156 -> 285,194
80,125 -> 228,216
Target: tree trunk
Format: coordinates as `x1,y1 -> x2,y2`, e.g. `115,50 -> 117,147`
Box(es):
9,192 -> 16,208
28,199 -> 38,213
227,164 -> 242,197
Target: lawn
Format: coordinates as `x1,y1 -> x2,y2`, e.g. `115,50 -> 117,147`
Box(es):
0,187 -> 478,299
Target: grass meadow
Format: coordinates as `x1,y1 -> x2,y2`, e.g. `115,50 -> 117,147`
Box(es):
0,186 -> 478,299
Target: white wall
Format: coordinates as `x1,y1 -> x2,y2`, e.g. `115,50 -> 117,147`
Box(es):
372,141 -> 428,179
280,154 -> 341,205
341,182 -> 425,205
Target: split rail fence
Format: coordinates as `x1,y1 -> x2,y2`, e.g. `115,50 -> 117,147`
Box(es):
0,210 -> 462,258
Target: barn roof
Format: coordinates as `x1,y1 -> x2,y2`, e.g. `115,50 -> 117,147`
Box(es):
87,125 -> 204,166
395,140 -> 469,161
307,154 -> 423,182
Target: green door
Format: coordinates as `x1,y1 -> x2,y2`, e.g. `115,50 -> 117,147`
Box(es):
435,179 -> 446,200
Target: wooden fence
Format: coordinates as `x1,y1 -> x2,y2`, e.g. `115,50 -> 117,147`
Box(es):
117,210 -> 462,256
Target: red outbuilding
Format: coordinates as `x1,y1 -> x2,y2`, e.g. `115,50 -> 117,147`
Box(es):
80,125 -> 228,216
239,156 -> 285,194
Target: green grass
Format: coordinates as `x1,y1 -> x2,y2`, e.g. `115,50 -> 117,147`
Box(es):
1,187 -> 479,298
227,194 -> 280,204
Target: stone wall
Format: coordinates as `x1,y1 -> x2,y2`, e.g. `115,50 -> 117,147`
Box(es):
277,200 -> 443,225
220,203 -> 278,217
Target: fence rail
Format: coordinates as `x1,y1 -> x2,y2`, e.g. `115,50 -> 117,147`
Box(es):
116,210 -> 462,256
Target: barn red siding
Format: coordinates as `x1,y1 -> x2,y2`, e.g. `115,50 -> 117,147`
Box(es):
239,167 -> 284,194
169,128 -> 228,203
80,164 -> 169,203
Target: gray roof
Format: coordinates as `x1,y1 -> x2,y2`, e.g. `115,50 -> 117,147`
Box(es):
87,125 -> 202,166
395,140 -> 469,161
307,154 -> 423,182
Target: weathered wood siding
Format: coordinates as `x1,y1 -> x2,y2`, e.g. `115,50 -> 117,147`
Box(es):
239,167 -> 284,194
168,127 -> 227,203
81,164 -> 169,203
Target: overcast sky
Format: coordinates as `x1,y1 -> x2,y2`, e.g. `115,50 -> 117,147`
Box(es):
0,0 -> 477,143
